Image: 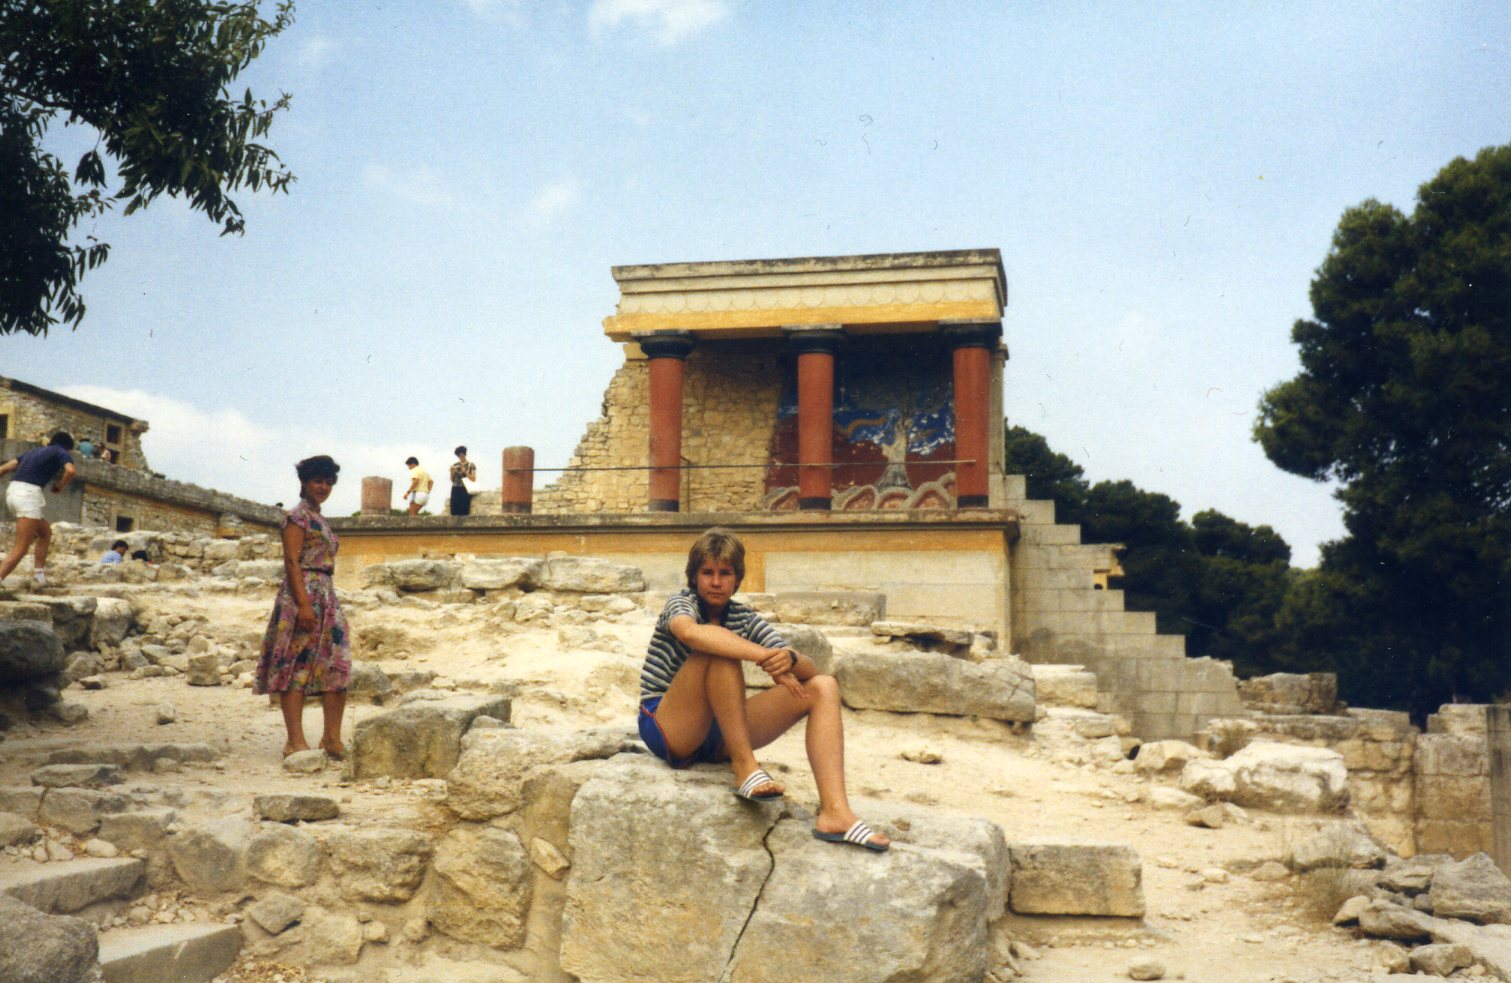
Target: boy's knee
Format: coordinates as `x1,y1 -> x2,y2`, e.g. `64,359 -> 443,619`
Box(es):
805,674 -> 840,699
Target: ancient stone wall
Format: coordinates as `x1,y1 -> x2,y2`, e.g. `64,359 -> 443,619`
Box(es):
535,344 -> 783,515
0,380 -> 149,470
14,458 -> 280,536
1415,704 -> 1494,858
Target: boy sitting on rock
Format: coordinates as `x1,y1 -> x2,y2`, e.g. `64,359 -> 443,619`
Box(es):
636,527 -> 888,851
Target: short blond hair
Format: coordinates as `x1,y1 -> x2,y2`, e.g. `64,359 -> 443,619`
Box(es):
685,527 -> 745,592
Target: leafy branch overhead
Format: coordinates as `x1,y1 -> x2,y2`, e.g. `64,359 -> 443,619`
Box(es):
0,0 -> 296,335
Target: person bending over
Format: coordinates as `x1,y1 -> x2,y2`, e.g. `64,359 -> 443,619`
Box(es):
0,431 -> 77,587
100,540 -> 128,564
637,528 -> 889,851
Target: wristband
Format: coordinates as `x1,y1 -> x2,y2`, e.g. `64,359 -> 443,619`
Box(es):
789,651 -> 798,670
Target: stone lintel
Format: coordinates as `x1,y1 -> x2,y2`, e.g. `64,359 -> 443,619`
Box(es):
604,249 -> 1007,342
782,324 -> 846,356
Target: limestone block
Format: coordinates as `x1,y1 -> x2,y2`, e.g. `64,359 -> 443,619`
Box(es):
538,555 -> 646,593
45,742 -> 222,771
30,763 -> 123,789
847,797 -> 1009,921
1416,734 -> 1487,777
1380,854 -> 1450,894
16,595 -> 96,650
727,821 -> 989,983
560,754 -> 780,983
446,726 -> 631,821
246,824 -> 322,889
352,693 -> 513,779
0,601 -> 52,623
320,825 -> 431,902
168,817 -> 252,896
96,923 -> 242,983
428,824 -> 533,947
1149,788 -> 1205,811
253,794 -> 340,823
1415,819 -> 1494,859
1429,853 -> 1511,924
1287,822 -> 1386,872
771,591 -> 884,626
90,598 -> 133,649
1008,840 -> 1145,917
1357,901 -> 1438,942
299,907 -> 364,965
870,620 -> 974,650
0,857 -> 144,913
0,811 -> 40,846
345,662 -> 392,703
38,788 -> 129,835
1236,672 -> 1338,715
834,650 -> 1035,722
1410,942 -> 1474,977
1134,740 -> 1208,776
0,620 -> 66,683
458,557 -> 543,590
247,891 -> 304,935
514,759 -> 617,851
371,559 -> 460,592
1428,704 -> 1489,737
1031,665 -> 1100,709
0,786 -> 43,819
185,653 -> 221,686
0,894 -> 98,983
1415,774 -> 1491,817
1183,741 -> 1349,813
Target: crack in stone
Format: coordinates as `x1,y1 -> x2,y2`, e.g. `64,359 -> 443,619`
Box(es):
719,811 -> 782,983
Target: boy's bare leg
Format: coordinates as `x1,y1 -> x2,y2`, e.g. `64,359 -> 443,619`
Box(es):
0,519 -> 41,580
31,520 -> 50,572
704,656 -> 783,796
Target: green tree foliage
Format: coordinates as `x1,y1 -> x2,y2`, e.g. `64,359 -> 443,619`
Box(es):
1255,144 -> 1511,717
0,0 -> 295,335
1005,424 -> 1293,671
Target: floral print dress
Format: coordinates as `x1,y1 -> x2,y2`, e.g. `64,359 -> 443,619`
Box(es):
254,501 -> 351,694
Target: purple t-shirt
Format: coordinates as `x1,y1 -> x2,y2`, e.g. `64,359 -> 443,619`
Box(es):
12,445 -> 73,486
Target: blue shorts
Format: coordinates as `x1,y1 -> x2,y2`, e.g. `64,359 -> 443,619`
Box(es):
638,697 -> 726,768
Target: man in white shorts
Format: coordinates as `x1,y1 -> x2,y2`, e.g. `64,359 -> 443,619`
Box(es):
403,456 -> 433,516
1,432 -> 78,586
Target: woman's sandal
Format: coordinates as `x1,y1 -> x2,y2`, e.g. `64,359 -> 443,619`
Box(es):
812,819 -> 889,853
733,768 -> 783,802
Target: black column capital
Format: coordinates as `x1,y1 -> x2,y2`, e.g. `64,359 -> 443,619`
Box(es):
939,319 -> 1003,351
636,332 -> 696,360
782,324 -> 846,356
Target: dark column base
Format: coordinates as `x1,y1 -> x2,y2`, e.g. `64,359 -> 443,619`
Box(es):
798,497 -> 832,511
499,502 -> 531,514
957,494 -> 990,509
648,500 -> 680,513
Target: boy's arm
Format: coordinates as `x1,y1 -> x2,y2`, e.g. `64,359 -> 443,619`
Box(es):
668,616 -> 785,664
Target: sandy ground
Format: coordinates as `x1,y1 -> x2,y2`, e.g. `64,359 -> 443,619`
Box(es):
0,583 -> 1403,983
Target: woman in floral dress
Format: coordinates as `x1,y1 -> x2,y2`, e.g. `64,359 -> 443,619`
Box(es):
255,455 -> 351,759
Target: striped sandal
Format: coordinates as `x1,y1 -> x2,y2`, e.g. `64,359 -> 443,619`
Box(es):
733,768 -> 783,802
813,819 -> 889,852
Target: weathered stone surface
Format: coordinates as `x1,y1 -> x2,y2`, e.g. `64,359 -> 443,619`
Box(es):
727,820 -> 989,983
1236,671 -> 1339,715
1381,854 -> 1449,894
253,793 -> 340,823
353,693 -> 513,779
1180,741 -> 1348,813
1030,665 -> 1100,709
1134,740 -> 1208,775
185,652 -> 221,686
1429,853 -> 1511,925
530,837 -> 570,878
361,558 -> 460,592
97,923 -> 241,983
299,907 -> 365,965
1289,822 -> 1386,873
0,857 -> 144,913
0,810 -> 40,846
459,557 -> 542,590
834,650 -> 1035,722
247,891 -> 305,934
1410,942 -> 1474,977
30,763 -> 123,789
1127,956 -> 1167,981
1333,895 -> 1370,924
38,788 -> 129,835
168,817 -> 251,896
446,726 -> 633,820
0,786 -> 43,818
0,600 -> 51,623
849,797 -> 1010,921
770,590 -> 885,626
45,741 -> 221,771
246,824 -> 322,889
97,809 -> 176,855
1357,901 -> 1438,942
0,893 -> 98,983
871,620 -> 974,649
321,825 -> 431,902
1183,802 -> 1247,829
281,749 -> 326,774
429,824 -> 533,947
17,595 -> 96,650
538,554 -> 646,593
90,598 -> 133,649
1008,841 -> 1144,917
346,662 -> 393,702
1148,787 -> 1204,811
0,620 -> 66,683
561,754 -> 780,983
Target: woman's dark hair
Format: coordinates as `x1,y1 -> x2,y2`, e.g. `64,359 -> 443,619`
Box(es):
130,550 -> 150,562
405,456 -> 419,467
454,446 -> 467,457
111,539 -> 129,551
685,527 -> 745,592
295,455 -> 341,492
49,431 -> 75,450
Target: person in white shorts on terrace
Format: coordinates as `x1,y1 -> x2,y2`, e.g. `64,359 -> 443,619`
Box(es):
0,431 -> 78,587
402,456 -> 433,516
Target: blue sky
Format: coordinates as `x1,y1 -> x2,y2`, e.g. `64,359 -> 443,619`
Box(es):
7,1 -> 1509,564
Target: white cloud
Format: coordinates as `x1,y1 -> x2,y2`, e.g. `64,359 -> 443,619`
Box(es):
298,36 -> 335,68
360,163 -> 455,209
588,0 -> 730,46
525,177 -> 581,227
57,386 -> 436,517
460,0 -> 526,21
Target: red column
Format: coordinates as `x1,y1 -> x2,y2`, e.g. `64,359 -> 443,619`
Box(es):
501,446 -> 534,513
785,326 -> 845,510
360,477 -> 392,515
942,320 -> 1002,509
639,333 -> 696,512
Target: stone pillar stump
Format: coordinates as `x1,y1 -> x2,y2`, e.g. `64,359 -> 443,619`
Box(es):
501,446 -> 535,514
360,476 -> 393,515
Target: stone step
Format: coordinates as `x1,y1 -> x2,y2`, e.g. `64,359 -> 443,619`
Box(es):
1039,706 -> 1124,740
98,922 -> 241,983
1030,664 -> 1101,709
0,857 -> 145,914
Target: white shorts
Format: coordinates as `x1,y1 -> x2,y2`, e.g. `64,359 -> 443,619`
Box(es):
5,481 -> 46,520
411,491 -> 430,507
